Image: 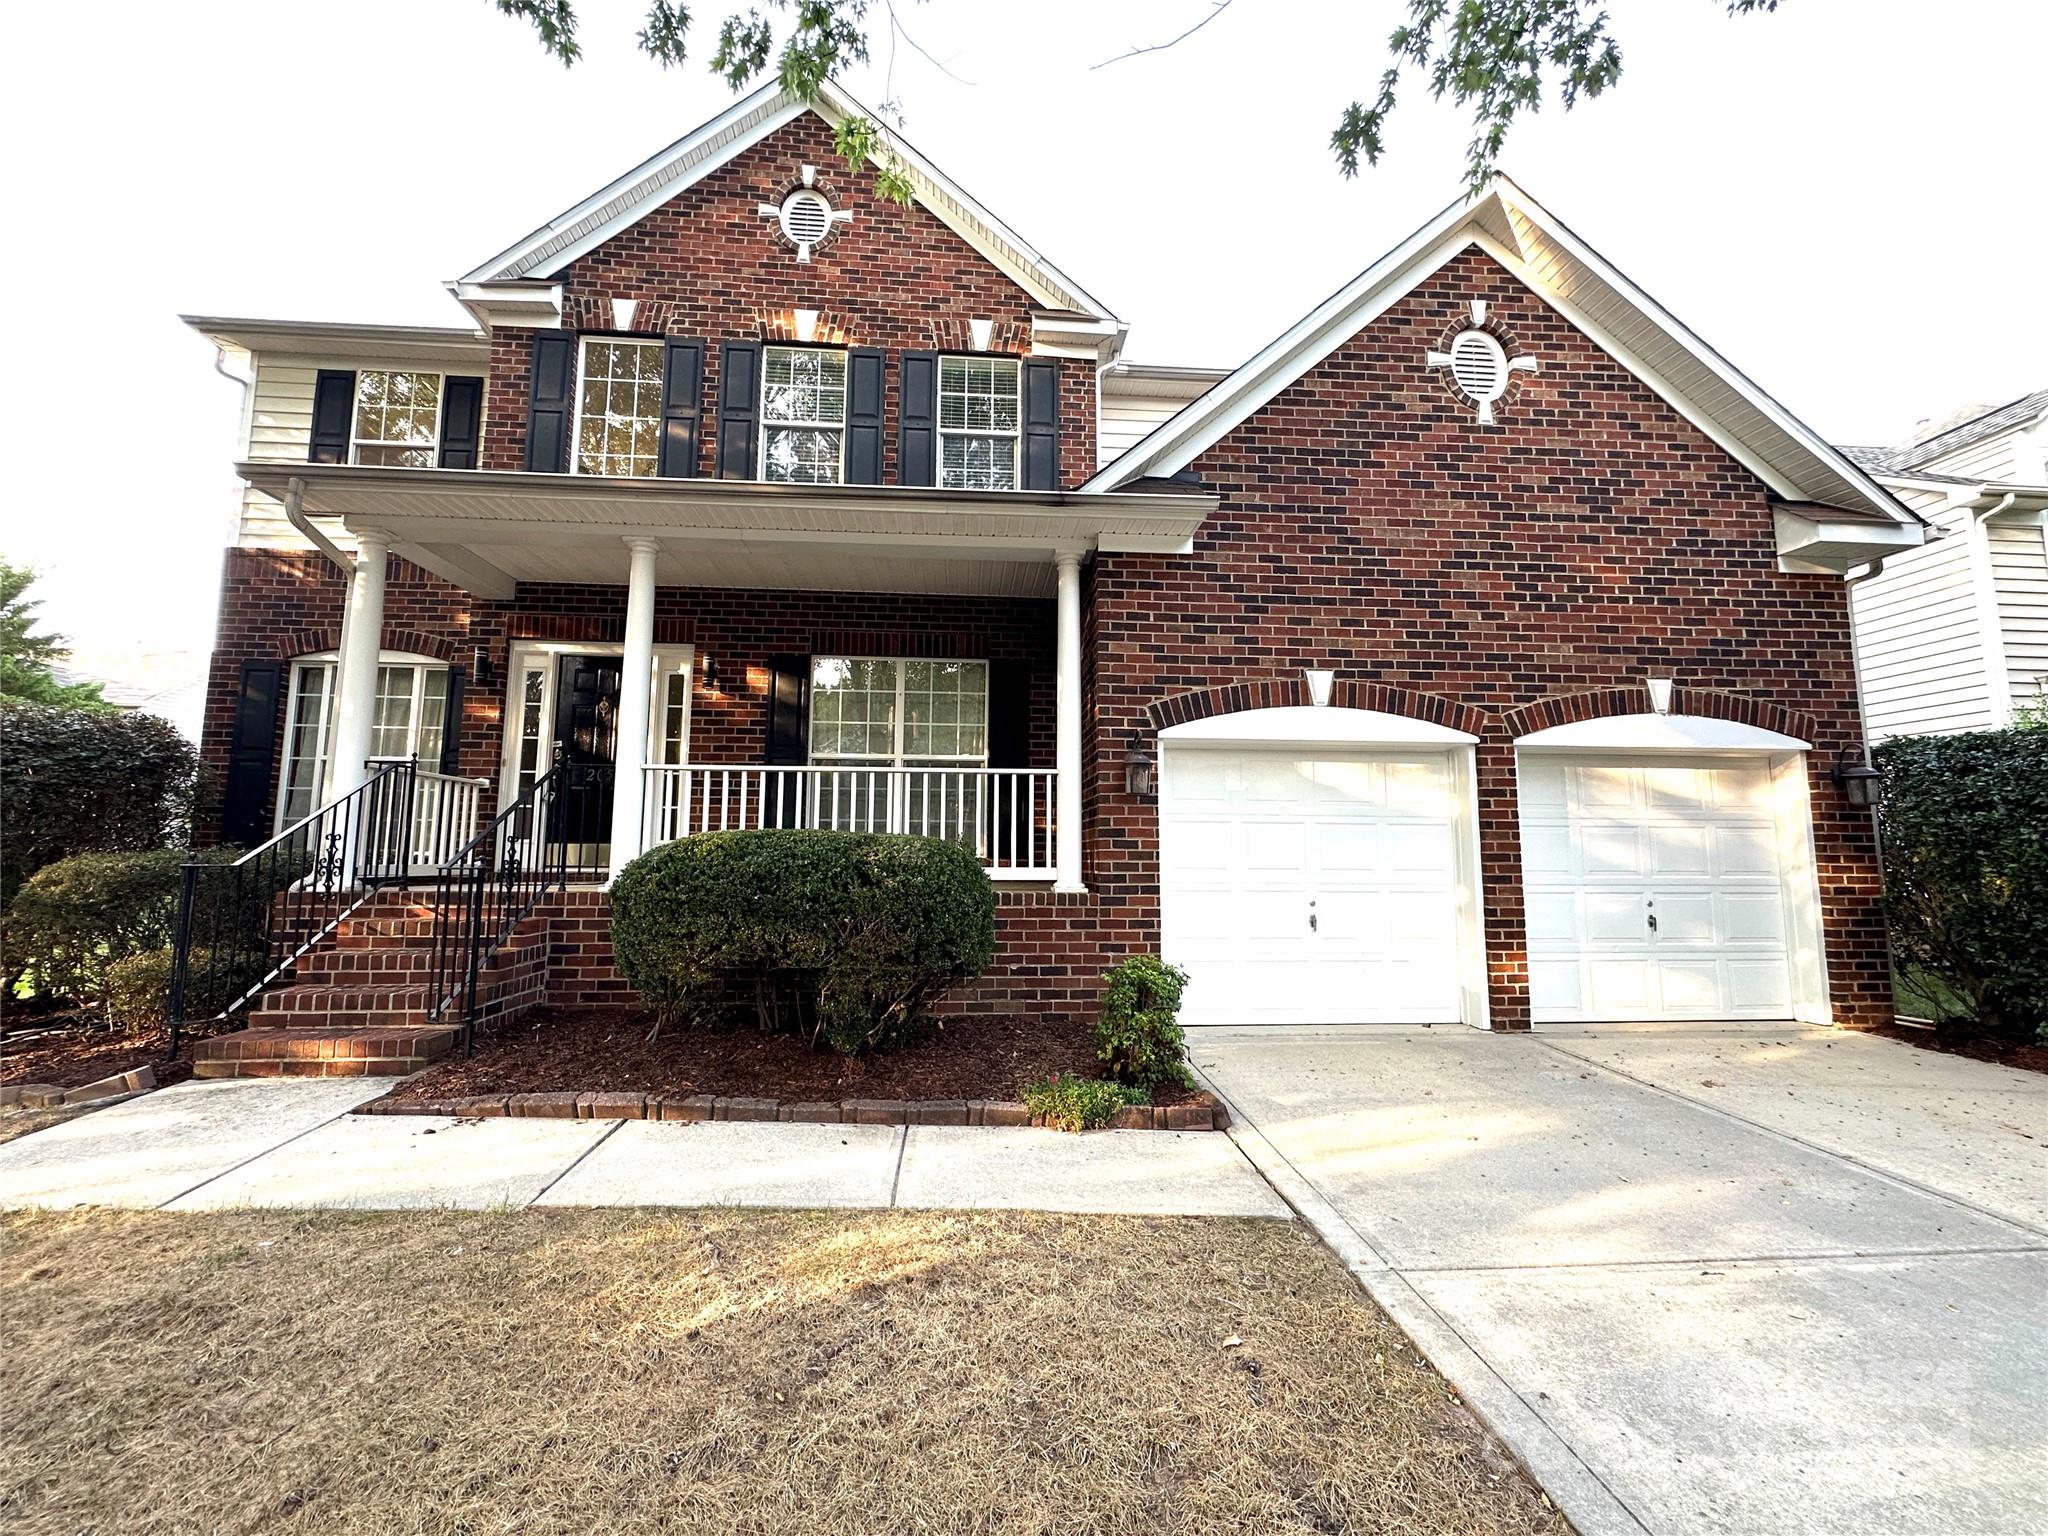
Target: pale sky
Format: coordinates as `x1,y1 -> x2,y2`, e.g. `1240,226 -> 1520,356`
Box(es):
3,0 -> 2041,674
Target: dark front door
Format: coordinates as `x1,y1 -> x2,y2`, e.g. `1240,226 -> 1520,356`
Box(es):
552,653 -> 621,850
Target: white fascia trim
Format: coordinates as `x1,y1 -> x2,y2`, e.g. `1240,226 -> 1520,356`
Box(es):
1082,192 -> 1488,491
1496,180 -> 1909,525
1515,714 -> 1810,751
1161,705 -> 1479,746
447,280 -> 565,330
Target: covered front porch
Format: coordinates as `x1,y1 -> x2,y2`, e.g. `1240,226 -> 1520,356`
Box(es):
249,462 -> 1215,889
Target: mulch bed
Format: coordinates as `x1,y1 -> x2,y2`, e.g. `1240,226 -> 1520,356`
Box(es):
1871,1022 -> 2048,1077
1,1020 -> 191,1090
389,1006 -> 1212,1108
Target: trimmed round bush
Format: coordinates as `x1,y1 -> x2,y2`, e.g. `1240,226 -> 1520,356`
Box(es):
1095,955 -> 1194,1091
5,848 -> 238,1010
103,946 -> 246,1029
610,830 -> 996,1055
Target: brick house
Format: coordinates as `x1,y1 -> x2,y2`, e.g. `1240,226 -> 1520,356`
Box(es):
184,79 -> 1923,1044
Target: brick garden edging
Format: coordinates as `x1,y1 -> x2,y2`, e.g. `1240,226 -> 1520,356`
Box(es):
355,1090 -> 1225,1132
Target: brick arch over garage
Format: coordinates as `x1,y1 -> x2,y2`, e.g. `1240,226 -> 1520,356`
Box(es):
1144,676 -> 1492,738
1498,685 -> 1822,747
271,626 -> 459,664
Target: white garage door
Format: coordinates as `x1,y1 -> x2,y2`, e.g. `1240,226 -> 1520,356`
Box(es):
1160,747 -> 1464,1026
1519,753 -> 1796,1022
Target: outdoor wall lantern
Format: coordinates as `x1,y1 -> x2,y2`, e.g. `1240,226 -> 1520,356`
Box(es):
471,644 -> 493,685
701,654 -> 722,692
1125,742 -> 1157,798
1832,746 -> 1882,809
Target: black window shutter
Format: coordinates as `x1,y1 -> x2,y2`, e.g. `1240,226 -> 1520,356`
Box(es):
523,330 -> 575,473
220,659 -> 285,846
1021,358 -> 1060,490
765,654 -> 810,765
985,659 -> 1033,863
658,338 -> 706,478
844,347 -> 886,484
716,341 -> 763,478
437,376 -> 484,469
309,370 -> 356,464
898,351 -> 938,486
438,668 -> 465,775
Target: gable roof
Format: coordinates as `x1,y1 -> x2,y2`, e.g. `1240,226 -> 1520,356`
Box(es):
1867,388 -> 2048,473
1084,178 -> 1913,524
457,79 -> 1118,324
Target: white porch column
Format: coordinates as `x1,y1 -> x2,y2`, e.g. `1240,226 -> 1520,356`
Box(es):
1053,550 -> 1086,892
328,531 -> 390,803
607,537 -> 661,878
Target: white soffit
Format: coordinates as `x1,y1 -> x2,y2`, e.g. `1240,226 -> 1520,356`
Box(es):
458,80 -> 1117,323
1514,714 -> 1810,751
1161,706 -> 1479,747
1085,178 -> 1911,526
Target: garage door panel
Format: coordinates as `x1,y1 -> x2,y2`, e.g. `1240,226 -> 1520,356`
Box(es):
1520,752 -> 1799,1023
1163,745 -> 1465,1026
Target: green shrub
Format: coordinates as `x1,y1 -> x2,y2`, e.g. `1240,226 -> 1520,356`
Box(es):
610,829 -> 996,1055
1023,1075 -> 1147,1133
5,848 -> 239,1010
0,701 -> 202,908
1878,728 -> 2048,1041
1096,955 -> 1194,1091
103,946 -> 250,1028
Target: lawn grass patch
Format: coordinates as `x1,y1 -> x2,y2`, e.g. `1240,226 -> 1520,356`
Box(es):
1,1207 -> 1566,1536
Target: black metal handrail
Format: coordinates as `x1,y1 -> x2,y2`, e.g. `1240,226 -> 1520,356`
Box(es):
168,758 -> 418,1059
428,757 -> 615,1054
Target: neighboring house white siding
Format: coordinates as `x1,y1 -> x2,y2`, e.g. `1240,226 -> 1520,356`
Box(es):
1851,525 -> 1996,740
1990,521 -> 2048,705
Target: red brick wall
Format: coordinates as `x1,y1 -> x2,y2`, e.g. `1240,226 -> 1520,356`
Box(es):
199,549 -> 1055,839
477,112 -> 1097,490
1060,245 -> 1890,1029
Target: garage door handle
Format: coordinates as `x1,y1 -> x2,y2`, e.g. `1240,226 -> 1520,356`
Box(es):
1309,911 -> 1318,932
1647,912 -> 1658,932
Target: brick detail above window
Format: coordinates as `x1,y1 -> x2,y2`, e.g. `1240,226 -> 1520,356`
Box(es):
272,625 -> 457,663
925,317 -> 1030,355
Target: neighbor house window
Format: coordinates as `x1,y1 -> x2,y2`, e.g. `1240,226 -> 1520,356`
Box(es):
277,657 -> 450,828
575,338 -> 664,477
352,371 -> 443,467
938,356 -> 1020,490
761,346 -> 847,483
807,658 -> 989,835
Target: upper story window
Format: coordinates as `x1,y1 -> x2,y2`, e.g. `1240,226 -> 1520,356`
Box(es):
939,356 -> 1020,490
352,371 -> 443,467
575,338 -> 664,477
761,346 -> 846,483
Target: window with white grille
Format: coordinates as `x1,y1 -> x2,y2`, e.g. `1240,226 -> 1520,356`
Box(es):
761,346 -> 847,483
351,371 -> 443,467
939,356 -> 1020,490
277,657 -> 449,828
574,338 -> 664,477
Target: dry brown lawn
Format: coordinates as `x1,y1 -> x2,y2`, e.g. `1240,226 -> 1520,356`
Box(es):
1,1208 -> 1568,1536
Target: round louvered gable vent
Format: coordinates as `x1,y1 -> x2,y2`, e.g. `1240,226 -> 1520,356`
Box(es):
779,189 -> 833,246
1449,329 -> 1509,404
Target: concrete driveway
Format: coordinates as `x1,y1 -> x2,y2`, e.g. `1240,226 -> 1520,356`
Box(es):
1194,1024 -> 2048,1536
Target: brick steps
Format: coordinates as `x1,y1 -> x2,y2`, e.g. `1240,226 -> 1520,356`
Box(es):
253,982 -> 439,1030
192,1026 -> 459,1078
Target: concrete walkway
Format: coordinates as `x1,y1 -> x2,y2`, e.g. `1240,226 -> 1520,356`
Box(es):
0,1076 -> 1286,1219
1193,1024 -> 2048,1536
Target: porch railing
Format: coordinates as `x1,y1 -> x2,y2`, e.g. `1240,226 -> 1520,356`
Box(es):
168,759 -> 416,1057
365,758 -> 490,873
642,763 -> 1057,878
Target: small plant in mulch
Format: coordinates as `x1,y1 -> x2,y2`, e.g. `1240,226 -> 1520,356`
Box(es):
1095,956 -> 1195,1092
1023,1075 -> 1147,1133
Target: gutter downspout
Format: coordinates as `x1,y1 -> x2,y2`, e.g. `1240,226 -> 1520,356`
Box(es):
1968,493 -> 2018,726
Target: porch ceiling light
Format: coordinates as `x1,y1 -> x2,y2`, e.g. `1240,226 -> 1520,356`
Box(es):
1832,746 -> 1882,810
1124,742 -> 1156,798
1303,668 -> 1336,708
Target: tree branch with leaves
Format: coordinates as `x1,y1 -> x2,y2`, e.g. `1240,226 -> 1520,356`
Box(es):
491,0 -> 1788,194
